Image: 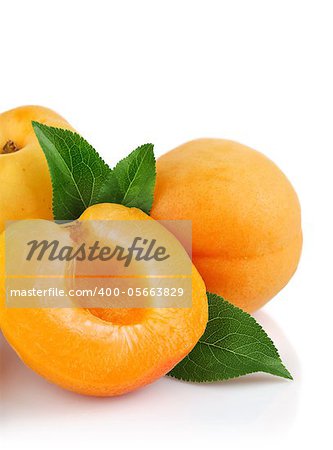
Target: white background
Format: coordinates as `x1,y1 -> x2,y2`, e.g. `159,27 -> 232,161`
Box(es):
1,1 -> 332,449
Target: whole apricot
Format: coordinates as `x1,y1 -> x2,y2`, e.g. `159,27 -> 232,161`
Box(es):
151,139 -> 302,312
0,105 -> 73,232
0,203 -> 208,396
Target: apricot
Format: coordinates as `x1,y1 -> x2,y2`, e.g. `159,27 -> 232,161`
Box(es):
0,203 -> 208,396
0,105 -> 73,232
151,139 -> 302,312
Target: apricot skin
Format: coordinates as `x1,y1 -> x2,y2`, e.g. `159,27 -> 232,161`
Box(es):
151,138 -> 302,312
0,106 -> 73,232
0,204 -> 208,397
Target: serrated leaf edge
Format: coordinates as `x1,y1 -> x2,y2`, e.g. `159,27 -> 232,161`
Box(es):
113,143 -> 156,214
168,292 -> 293,382
32,121 -> 113,221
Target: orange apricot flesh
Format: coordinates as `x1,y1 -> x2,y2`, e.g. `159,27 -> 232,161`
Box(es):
0,204 -> 208,396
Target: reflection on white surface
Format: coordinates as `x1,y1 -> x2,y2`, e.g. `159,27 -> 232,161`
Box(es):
1,310 -> 300,444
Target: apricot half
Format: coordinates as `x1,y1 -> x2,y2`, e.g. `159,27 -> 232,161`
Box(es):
0,203 -> 208,396
151,139 -> 302,312
0,105 -> 73,232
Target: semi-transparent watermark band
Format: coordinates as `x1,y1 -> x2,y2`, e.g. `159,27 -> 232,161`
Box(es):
5,219 -> 192,308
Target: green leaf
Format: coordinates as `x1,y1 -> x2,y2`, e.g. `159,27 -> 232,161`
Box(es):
168,293 -> 292,382
33,122 -> 156,218
32,122 -> 119,220
112,143 -> 156,214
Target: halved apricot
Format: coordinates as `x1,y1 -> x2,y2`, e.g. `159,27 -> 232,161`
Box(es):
0,203 -> 208,396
